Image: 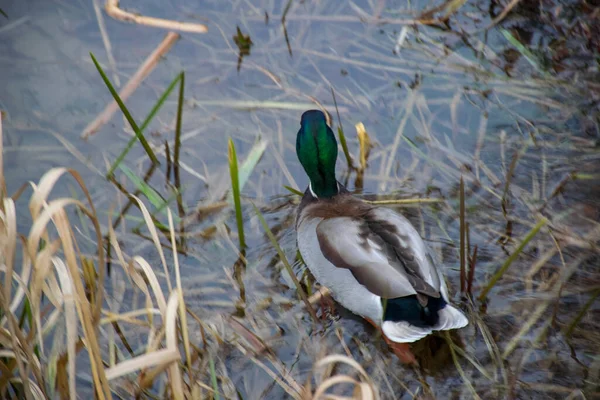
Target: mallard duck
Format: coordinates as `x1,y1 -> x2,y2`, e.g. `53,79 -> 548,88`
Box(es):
295,110 -> 468,361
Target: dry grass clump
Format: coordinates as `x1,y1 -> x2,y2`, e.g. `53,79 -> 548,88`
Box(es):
0,112 -> 190,398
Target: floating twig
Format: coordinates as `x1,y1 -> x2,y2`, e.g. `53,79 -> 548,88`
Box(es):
105,0 -> 207,33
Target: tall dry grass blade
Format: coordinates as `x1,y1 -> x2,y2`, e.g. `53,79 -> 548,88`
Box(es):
132,256 -> 167,314
0,110 -> 4,196
479,217 -> 549,301
355,122 -> 371,173
52,257 -> 77,400
28,201 -> 110,399
29,168 -> 106,319
252,203 -> 319,323
313,354 -> 379,400
331,88 -> 354,169
107,222 -> 153,309
444,332 -> 481,399
1,198 -> 17,309
165,291 -> 185,400
93,0 -> 119,86
105,348 -> 181,380
131,194 -> 173,291
167,209 -> 192,375
380,91 -> 417,191
0,291 -> 35,399
26,168 -> 109,398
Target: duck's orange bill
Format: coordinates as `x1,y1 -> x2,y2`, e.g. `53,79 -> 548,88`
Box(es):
365,318 -> 417,365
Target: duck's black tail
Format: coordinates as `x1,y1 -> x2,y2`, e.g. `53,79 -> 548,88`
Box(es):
382,295 -> 447,327
380,295 -> 468,343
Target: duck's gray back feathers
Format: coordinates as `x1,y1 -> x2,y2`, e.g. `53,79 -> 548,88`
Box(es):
297,191 -> 444,303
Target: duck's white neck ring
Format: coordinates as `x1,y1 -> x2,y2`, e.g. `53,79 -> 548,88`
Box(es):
309,183 -> 318,199
309,182 -> 341,198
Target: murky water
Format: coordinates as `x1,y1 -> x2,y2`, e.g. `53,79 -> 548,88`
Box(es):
1,0 -> 598,398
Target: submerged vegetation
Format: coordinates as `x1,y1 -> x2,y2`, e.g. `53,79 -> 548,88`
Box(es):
1,0 -> 599,398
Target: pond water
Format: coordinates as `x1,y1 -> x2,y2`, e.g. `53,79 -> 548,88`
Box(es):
1,0 -> 598,398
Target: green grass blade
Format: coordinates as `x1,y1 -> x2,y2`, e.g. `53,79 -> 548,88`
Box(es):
479,217 -> 548,301
252,203 -> 319,324
107,72 -> 183,178
173,72 -> 187,244
228,139 -> 246,249
90,52 -> 159,165
337,127 -> 353,169
226,140 -> 267,205
283,185 -> 303,196
133,190 -> 183,231
282,0 -> 293,19
119,165 -> 164,207
564,288 -> 600,339
500,29 -> 545,74
174,71 -> 184,176
208,354 -> 221,400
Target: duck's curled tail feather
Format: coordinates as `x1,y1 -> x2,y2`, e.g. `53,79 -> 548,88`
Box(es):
382,304 -> 468,343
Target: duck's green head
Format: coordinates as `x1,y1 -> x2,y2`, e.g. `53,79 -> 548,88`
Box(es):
296,110 -> 339,198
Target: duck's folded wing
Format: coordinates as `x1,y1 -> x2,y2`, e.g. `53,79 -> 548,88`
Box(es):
315,216 -> 438,299
370,207 -> 443,296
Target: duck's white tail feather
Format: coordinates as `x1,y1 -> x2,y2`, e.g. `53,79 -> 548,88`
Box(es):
382,305 -> 469,343
382,321 -> 432,343
435,304 -> 469,331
